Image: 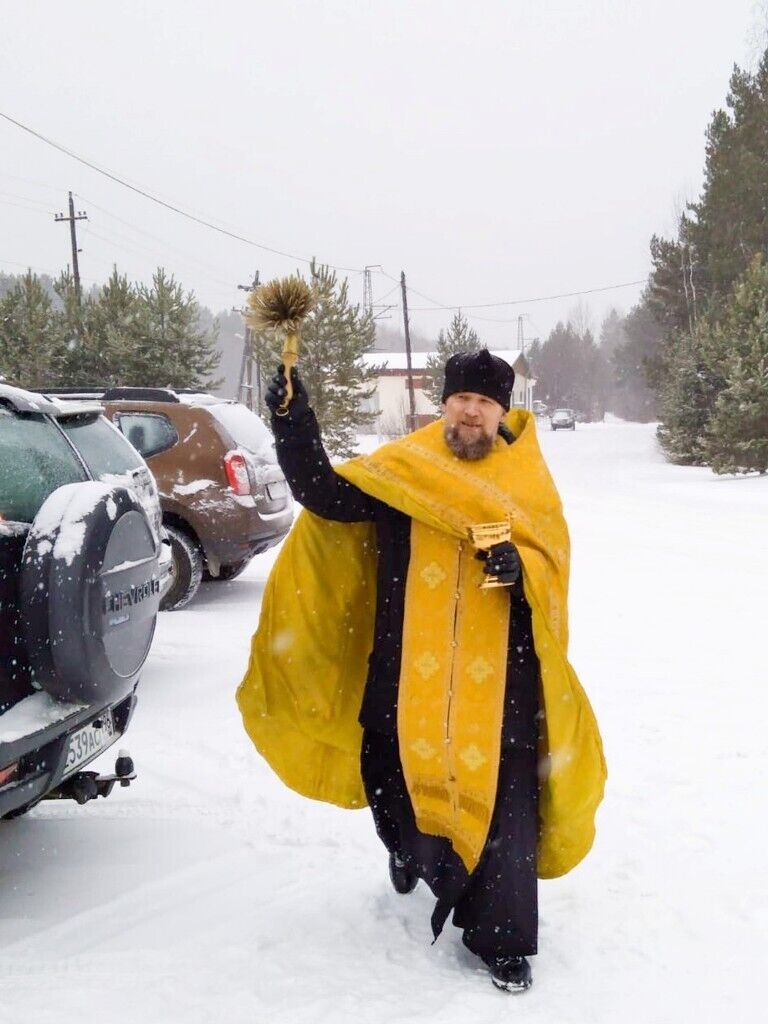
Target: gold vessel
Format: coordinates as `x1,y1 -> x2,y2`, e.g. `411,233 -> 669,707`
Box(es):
468,519 -> 513,589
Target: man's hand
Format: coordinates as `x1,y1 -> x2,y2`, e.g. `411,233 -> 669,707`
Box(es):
265,364 -> 310,423
475,540 -> 521,586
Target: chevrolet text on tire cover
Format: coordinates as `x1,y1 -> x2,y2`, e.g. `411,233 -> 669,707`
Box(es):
20,481 -> 161,704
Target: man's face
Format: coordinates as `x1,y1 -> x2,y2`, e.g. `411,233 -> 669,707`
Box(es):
441,391 -> 506,460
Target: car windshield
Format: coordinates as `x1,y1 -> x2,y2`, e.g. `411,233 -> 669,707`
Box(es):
0,412 -> 87,522
208,403 -> 276,461
58,414 -> 144,477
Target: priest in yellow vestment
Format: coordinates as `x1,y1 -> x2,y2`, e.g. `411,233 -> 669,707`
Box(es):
237,349 -> 606,993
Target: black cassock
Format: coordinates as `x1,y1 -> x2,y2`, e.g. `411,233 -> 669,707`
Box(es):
273,411 -> 540,959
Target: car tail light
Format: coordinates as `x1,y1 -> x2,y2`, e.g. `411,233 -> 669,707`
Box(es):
224,451 -> 252,496
0,761 -> 19,788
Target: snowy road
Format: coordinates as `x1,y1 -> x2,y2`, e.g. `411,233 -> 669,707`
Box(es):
1,421 -> 766,1024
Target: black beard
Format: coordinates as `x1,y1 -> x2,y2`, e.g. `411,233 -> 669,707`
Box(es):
443,423 -> 495,461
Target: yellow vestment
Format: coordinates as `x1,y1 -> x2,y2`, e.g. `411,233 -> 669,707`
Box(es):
237,410 -> 606,878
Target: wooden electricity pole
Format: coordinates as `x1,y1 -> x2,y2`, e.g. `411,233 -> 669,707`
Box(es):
54,192 -> 88,305
236,271 -> 260,411
400,271 -> 417,432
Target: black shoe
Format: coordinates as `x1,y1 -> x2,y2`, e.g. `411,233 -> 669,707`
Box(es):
388,852 -> 417,894
487,955 -> 532,993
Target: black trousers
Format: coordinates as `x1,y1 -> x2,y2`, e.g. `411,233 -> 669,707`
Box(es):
361,729 -> 539,960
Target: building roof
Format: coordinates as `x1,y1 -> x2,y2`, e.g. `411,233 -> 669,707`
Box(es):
363,349 -> 527,372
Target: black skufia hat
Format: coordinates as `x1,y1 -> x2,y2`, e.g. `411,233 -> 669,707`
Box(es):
441,349 -> 515,411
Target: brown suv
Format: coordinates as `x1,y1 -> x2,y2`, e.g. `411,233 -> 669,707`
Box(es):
51,388 -> 294,609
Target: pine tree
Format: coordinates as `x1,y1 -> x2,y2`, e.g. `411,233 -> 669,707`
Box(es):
0,266 -> 222,392
423,311 -> 481,408
606,301 -> 661,421
705,345 -> 768,473
647,53 -> 768,334
125,268 -> 220,388
703,255 -> 768,473
599,309 -> 626,360
526,320 -> 609,421
0,271 -> 60,388
643,46 -> 768,455
251,261 -> 378,459
50,269 -> 96,385
687,56 -> 768,300
69,267 -> 141,386
656,329 -> 724,464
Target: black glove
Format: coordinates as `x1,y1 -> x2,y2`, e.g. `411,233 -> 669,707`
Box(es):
475,540 -> 521,586
264,364 -> 310,423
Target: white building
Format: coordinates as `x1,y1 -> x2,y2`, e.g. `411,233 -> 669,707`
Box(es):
360,349 -> 533,433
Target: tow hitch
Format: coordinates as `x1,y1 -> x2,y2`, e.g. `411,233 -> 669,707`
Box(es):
48,750 -> 136,805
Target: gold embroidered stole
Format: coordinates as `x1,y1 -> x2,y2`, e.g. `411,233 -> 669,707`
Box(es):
399,522 -> 510,872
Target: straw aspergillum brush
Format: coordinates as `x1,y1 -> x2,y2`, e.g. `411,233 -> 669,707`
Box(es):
247,276 -> 315,415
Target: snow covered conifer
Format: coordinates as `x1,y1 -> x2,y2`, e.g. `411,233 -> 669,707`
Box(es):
251,261 -> 378,459
656,329 -> 723,464
126,268 -> 220,389
703,255 -> 768,473
0,271 -> 60,388
424,312 -> 481,408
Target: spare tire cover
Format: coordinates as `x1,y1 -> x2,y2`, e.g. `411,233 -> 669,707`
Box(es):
20,482 -> 161,703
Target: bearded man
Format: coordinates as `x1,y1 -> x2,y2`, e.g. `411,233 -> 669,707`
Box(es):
237,349 -> 605,993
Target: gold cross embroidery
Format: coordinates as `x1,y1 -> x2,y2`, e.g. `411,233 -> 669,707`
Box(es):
414,651 -> 440,679
459,744 -> 487,771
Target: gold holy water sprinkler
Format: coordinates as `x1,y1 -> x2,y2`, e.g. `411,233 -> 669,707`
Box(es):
468,518 -> 513,589
247,276 -> 315,416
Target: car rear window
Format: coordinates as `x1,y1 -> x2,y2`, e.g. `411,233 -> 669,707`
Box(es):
0,412 -> 87,522
208,403 -> 275,458
114,412 -> 179,458
58,414 -> 145,476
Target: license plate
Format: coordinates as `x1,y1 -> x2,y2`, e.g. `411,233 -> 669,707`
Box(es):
64,712 -> 116,777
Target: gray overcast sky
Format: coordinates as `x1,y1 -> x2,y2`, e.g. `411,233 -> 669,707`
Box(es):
0,0 -> 763,347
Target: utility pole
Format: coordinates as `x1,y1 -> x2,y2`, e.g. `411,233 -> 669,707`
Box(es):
363,266 -> 375,314
236,271 -> 260,411
54,192 -> 88,305
400,271 -> 417,433
363,264 -> 396,321
517,314 -> 525,356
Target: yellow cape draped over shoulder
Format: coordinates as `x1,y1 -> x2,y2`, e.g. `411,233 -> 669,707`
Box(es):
236,410 -> 606,878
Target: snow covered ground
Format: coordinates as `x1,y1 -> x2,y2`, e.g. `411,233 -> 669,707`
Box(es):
1,420 -> 766,1024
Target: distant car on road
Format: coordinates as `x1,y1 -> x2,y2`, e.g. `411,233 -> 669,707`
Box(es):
551,408 -> 576,431
0,383 -> 167,819
47,388 -> 295,610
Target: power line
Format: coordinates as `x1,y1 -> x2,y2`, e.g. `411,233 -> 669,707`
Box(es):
0,113 -> 649,317
0,198 -> 52,216
0,170 -> 66,194
82,221 -> 236,291
0,190 -> 54,210
77,192 -> 241,284
0,109 -> 363,274
406,278 -> 648,312
376,266 -> 647,325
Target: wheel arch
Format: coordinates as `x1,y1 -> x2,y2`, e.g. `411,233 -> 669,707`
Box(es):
162,510 -> 201,550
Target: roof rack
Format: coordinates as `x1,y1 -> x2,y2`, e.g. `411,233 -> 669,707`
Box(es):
44,386 -> 216,404
103,387 -> 181,403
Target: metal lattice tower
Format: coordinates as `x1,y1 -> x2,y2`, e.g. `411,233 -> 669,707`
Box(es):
363,266 -> 376,314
